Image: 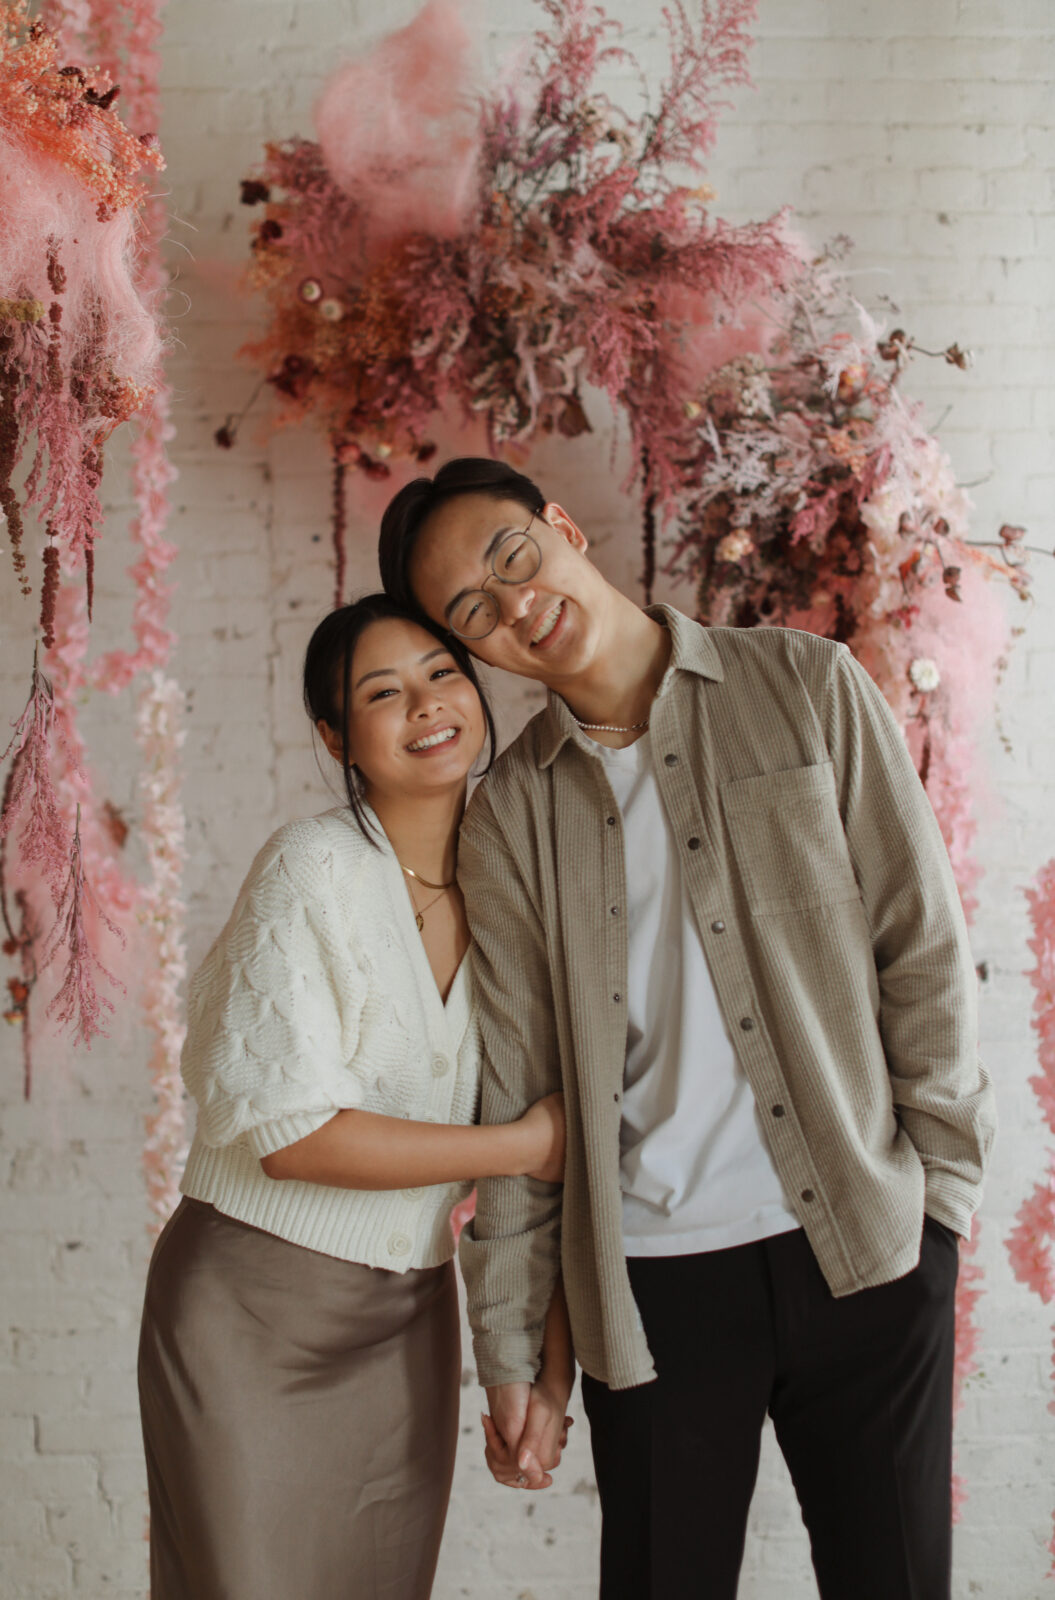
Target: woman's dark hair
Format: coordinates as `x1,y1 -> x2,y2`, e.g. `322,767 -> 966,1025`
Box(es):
303,592 -> 497,842
378,457 -> 546,614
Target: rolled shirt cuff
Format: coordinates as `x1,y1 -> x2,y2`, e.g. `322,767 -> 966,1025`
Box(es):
923,1168 -> 982,1239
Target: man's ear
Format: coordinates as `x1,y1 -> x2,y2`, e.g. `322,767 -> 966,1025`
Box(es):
543,501 -> 588,555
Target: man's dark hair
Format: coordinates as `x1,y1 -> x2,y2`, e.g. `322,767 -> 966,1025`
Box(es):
378,457 -> 546,613
303,591 -> 496,842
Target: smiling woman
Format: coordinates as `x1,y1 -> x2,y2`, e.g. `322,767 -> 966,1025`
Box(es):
136,593 -> 566,1600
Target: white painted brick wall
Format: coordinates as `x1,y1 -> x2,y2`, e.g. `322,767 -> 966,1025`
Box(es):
2,2 -> 1052,1595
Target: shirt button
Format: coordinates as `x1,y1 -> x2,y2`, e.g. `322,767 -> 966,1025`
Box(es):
431,1054 -> 449,1077
800,1189 -> 816,1204
687,836 -> 701,851
711,919 -> 726,934
664,753 -> 679,766
404,1186 -> 424,1200
740,1016 -> 755,1031
388,1232 -> 411,1256
771,1104 -> 785,1118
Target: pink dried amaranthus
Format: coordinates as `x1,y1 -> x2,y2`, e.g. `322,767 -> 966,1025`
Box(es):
229,0 -> 796,590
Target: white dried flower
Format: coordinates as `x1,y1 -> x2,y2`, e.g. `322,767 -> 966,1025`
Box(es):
909,657 -> 940,693
716,529 -> 754,563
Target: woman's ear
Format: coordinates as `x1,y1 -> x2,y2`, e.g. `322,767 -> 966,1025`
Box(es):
542,501 -> 588,555
317,718 -> 347,765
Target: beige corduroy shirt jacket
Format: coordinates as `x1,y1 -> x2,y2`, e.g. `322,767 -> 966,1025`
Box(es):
458,606 -> 995,1391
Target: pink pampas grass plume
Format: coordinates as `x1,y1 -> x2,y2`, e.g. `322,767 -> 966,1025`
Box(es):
314,0 -> 481,257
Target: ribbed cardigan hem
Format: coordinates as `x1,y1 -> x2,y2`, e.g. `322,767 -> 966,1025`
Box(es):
181,1140 -> 465,1272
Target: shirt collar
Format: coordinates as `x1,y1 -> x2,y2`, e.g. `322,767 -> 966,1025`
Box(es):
536,604 -> 724,769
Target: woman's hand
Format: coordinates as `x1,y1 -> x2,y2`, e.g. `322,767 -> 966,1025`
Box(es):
482,1379 -> 573,1490
517,1091 -> 565,1182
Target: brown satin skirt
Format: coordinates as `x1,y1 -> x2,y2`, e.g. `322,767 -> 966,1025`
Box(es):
138,1197 -> 461,1600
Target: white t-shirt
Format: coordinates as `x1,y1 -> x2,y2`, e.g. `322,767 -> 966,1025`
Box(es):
595,733 -> 801,1256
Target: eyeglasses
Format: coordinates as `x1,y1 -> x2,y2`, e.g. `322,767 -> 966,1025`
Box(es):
446,512 -> 543,640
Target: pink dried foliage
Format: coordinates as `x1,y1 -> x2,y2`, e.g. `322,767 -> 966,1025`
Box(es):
3,0 -> 184,1097
40,806 -> 124,1047
137,671 -> 188,1229
239,0 -> 796,494
1005,861 -> 1055,1562
1006,862 -> 1055,1308
0,658 -> 73,902
1,3 -> 164,590
643,1 -> 758,170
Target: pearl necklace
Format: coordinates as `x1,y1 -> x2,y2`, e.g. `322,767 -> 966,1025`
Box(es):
571,715 -> 650,733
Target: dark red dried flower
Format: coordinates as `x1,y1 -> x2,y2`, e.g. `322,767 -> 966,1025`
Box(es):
39,542 -> 60,648
214,423 -> 235,449
240,179 -> 271,205
83,84 -> 120,111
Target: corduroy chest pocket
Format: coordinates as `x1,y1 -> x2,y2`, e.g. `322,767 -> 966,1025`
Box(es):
720,761 -> 860,914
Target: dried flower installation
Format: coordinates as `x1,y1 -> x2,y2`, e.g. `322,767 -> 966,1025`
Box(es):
228,0 -> 796,594
2,0 -> 186,1228
1007,860 -> 1055,1570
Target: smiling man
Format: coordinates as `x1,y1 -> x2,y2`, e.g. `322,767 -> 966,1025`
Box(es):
378,457 -> 994,1600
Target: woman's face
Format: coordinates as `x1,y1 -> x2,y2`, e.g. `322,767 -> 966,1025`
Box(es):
323,617 -> 487,805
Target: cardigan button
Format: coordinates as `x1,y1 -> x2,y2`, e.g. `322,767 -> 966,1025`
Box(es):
606,815 -> 617,826
740,1016 -> 755,1031
431,1054 -> 450,1077
687,836 -> 701,851
389,1232 -> 412,1256
664,753 -> 679,766
800,1189 -> 816,1204
771,1104 -> 785,1118
710,919 -> 726,934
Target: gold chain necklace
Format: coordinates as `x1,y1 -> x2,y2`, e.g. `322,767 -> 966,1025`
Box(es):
399,862 -> 455,933
399,862 -> 455,892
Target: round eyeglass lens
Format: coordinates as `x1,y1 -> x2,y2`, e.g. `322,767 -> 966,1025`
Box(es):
492,529 -> 542,585
449,590 -> 501,639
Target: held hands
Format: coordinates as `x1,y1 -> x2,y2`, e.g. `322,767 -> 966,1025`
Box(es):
482,1378 -> 573,1491
518,1091 -> 566,1183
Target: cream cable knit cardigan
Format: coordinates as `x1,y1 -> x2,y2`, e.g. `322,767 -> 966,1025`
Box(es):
180,806 -> 481,1271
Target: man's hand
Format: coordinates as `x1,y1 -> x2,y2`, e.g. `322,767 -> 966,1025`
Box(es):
483,1377 -> 573,1490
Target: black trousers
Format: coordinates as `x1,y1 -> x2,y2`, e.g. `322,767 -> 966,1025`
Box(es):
581,1218 -> 959,1600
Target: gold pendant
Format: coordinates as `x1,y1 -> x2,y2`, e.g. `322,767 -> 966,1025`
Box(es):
415,912 -> 424,932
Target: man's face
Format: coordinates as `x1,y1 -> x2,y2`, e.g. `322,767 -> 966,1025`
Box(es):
409,494 -> 609,686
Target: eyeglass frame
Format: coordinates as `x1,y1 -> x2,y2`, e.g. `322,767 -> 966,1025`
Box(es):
444,510 -> 545,640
